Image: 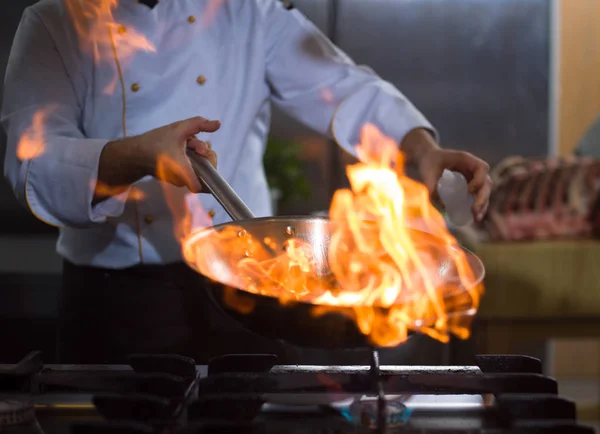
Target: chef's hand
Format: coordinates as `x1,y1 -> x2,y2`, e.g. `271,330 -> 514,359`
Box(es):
142,116 -> 219,193
401,128 -> 492,222
95,117 -> 219,201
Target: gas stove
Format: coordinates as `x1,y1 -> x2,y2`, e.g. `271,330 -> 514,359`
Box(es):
0,350 -> 595,433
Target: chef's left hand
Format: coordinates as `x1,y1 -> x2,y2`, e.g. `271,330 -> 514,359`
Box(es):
401,128 -> 492,222
418,148 -> 491,222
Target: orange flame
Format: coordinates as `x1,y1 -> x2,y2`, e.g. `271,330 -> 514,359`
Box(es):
320,88 -> 335,105
156,154 -> 196,242
16,106 -> 57,161
155,153 -> 216,243
182,124 -> 484,347
201,0 -> 226,27
64,0 -> 155,94
318,124 -> 483,344
93,181 -> 146,201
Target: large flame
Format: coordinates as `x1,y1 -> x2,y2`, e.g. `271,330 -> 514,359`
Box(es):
65,0 -> 155,62
182,124 -> 484,347
64,0 -> 155,94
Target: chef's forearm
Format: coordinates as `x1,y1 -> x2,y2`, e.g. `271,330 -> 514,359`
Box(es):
400,128 -> 440,166
92,137 -> 151,204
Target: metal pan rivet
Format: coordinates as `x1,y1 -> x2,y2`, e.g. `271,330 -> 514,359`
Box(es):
284,226 -> 295,236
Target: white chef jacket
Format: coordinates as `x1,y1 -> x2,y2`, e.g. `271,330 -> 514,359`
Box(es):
2,0 -> 434,269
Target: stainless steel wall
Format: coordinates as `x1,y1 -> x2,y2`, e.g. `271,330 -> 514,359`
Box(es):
334,0 -> 551,165
273,0 -> 551,212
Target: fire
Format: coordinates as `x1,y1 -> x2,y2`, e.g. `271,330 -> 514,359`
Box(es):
182,124 -> 484,347
321,88 -> 335,105
156,154 -> 195,242
317,124 -> 483,344
93,181 -> 146,201
156,153 -> 214,242
201,0 -> 226,27
64,0 -> 155,94
16,106 -> 56,161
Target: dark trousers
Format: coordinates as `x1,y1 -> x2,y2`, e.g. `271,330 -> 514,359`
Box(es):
57,261 -> 289,364
57,261 -> 449,365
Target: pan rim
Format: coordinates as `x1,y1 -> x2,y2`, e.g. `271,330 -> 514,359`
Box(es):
181,216 -> 486,308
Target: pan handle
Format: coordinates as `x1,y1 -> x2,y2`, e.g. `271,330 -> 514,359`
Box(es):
186,149 -> 255,221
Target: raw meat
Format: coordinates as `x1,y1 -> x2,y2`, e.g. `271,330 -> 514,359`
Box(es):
485,156 -> 600,241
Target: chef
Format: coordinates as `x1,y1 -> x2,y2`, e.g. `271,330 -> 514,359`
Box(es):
2,0 -> 491,364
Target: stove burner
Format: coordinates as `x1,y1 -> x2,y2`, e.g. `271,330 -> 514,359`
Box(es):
369,349 -> 387,432
0,351 -> 596,434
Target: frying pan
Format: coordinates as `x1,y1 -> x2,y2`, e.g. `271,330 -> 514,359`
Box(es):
183,150 -> 485,349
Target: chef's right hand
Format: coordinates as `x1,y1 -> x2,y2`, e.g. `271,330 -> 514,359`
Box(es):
141,116 -> 220,193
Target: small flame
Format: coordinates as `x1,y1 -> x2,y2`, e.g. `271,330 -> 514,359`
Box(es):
182,124 -> 484,347
156,154 -> 195,242
155,153 -> 215,242
16,106 -> 57,161
93,181 -> 146,201
321,88 -> 335,105
201,0 -> 226,27
64,0 -> 156,94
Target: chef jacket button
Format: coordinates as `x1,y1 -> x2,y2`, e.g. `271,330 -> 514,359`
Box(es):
196,75 -> 207,85
117,25 -> 127,34
208,209 -> 215,218
131,83 -> 141,92
188,15 -> 196,23
144,215 -> 153,224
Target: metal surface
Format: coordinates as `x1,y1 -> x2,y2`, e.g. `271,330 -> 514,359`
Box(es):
186,150 -> 255,221
0,352 -> 596,434
334,0 -> 551,165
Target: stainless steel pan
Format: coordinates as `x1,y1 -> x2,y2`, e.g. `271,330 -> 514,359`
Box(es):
183,150 -> 484,349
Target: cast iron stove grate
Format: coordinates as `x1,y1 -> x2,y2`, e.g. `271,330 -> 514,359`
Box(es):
0,350 -> 596,434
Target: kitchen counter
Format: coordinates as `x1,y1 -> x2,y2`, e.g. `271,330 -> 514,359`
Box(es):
476,240 -> 600,318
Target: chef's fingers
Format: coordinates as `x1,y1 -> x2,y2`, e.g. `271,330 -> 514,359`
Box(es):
466,159 -> 491,194
471,175 -> 492,221
159,155 -> 203,193
442,151 -> 489,182
444,151 -> 490,221
177,116 -> 220,139
182,158 -> 204,194
187,138 -> 218,169
421,164 -> 444,198
466,159 -> 491,220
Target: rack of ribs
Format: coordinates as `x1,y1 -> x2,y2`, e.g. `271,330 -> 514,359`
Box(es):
486,156 -> 600,241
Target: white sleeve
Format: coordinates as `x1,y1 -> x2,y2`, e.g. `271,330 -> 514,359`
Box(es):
261,0 -> 437,154
1,9 -> 130,228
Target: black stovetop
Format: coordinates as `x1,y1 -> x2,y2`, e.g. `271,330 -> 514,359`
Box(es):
0,350 -> 595,433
